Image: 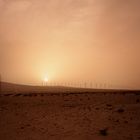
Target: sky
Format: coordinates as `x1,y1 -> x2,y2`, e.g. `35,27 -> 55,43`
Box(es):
0,0 -> 140,89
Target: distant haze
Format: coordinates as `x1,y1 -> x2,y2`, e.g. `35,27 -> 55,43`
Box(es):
0,0 -> 140,89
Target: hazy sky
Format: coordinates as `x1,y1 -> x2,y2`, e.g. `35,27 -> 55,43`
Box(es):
0,0 -> 140,89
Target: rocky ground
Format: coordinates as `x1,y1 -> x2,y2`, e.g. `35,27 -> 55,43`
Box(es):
0,92 -> 140,140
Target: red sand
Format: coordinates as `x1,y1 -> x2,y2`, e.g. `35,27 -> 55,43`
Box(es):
0,83 -> 140,140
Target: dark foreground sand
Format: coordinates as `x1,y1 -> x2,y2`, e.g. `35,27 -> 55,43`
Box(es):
0,92 -> 140,140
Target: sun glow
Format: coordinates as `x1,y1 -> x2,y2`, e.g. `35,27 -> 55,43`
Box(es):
44,77 -> 49,82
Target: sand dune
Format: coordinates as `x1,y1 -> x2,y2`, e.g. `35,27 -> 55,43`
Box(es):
1,82 -> 139,94
1,82 -> 98,94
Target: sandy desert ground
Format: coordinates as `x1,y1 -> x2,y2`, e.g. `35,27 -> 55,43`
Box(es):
0,82 -> 140,140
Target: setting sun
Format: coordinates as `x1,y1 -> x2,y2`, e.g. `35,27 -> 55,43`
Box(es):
44,77 -> 49,82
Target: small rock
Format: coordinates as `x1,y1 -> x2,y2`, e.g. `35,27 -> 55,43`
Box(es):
117,108 -> 124,113
99,128 -> 108,136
